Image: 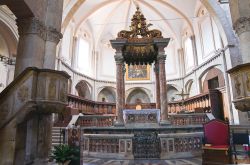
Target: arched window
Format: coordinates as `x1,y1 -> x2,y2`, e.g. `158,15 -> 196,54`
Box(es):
197,7 -> 222,59
184,37 -> 195,72
77,38 -> 90,72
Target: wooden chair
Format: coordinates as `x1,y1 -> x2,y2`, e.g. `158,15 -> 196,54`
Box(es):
202,119 -> 232,165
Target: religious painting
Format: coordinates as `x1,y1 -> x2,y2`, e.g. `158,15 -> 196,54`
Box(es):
68,128 -> 80,147
126,64 -> 150,81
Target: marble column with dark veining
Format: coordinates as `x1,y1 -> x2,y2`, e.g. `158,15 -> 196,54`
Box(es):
157,54 -> 169,124
154,62 -> 161,109
114,55 -> 125,126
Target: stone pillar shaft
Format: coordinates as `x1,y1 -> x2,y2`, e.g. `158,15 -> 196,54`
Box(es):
115,55 -> 125,126
158,54 -> 168,122
154,62 -> 161,109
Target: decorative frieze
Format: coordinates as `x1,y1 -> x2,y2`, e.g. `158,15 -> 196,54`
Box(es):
233,17 -> 250,35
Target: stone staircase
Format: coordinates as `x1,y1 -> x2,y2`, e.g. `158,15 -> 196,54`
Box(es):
51,127 -> 66,150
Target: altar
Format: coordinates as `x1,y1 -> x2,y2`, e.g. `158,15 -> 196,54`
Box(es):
123,109 -> 160,127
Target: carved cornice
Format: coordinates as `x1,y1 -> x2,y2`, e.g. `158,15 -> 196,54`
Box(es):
17,17 -> 62,43
233,17 -> 250,35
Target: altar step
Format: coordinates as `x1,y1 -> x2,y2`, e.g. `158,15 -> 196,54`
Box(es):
82,157 -> 202,165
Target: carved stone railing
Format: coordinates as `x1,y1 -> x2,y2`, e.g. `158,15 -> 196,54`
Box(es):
0,67 -> 70,128
68,93 -> 210,116
168,93 -> 211,113
83,134 -> 134,159
159,132 -> 203,159
81,132 -> 203,159
68,94 -> 116,115
76,115 -> 115,127
169,113 -> 209,126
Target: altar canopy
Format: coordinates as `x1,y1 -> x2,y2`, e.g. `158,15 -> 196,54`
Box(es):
110,7 -> 170,126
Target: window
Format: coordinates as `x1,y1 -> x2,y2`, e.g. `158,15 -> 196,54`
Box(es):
184,37 -> 194,72
78,38 -> 90,70
208,77 -> 219,89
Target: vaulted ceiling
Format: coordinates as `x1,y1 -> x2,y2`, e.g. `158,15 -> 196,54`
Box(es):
62,0 -> 202,47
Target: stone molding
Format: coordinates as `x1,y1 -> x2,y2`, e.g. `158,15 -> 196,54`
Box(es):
233,17 -> 250,35
17,17 -> 62,43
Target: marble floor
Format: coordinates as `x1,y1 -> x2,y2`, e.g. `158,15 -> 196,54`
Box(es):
82,157 -> 202,165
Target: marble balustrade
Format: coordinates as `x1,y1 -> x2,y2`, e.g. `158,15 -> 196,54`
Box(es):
82,132 -> 203,159
76,115 -> 115,127
169,113 -> 209,125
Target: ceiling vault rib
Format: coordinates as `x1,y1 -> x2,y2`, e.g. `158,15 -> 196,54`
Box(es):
95,0 -> 126,47
138,0 -> 178,44
74,0 -> 121,34
124,0 -> 132,30
156,0 -> 194,35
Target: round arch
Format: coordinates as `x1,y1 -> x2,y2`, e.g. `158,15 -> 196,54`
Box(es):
126,87 -> 151,104
97,86 -> 116,103
75,80 -> 92,99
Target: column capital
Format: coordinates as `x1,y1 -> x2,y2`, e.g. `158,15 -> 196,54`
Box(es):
157,54 -> 166,62
190,35 -> 196,40
17,17 -> 62,43
46,27 -> 63,43
233,17 -> 250,35
114,55 -> 124,64
17,17 -> 46,39
154,62 -> 159,73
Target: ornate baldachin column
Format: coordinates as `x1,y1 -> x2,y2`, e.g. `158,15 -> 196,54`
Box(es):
15,17 -> 62,76
114,54 -> 125,126
154,62 -> 161,109
157,53 -> 170,125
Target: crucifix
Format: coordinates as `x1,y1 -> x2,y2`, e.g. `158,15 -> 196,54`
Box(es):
176,89 -> 189,111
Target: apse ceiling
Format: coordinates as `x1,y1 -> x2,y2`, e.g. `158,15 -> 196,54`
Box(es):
62,0 -> 200,47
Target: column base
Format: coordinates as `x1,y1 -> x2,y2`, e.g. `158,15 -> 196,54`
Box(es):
114,121 -> 124,127
160,120 -> 171,126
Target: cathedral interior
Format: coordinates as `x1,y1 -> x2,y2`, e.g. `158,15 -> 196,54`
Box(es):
0,0 -> 250,165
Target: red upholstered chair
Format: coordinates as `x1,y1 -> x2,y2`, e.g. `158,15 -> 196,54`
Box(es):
202,119 -> 232,165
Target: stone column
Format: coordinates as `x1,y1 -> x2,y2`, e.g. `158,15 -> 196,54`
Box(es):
15,17 -> 46,76
230,0 -> 250,63
15,17 -> 62,76
154,62 -> 161,109
43,27 -> 62,69
157,54 -> 170,125
114,55 -> 125,126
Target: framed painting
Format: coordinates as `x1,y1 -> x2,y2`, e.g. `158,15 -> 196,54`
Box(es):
126,64 -> 150,81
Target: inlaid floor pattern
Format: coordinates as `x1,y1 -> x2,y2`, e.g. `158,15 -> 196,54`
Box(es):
83,157 -> 202,165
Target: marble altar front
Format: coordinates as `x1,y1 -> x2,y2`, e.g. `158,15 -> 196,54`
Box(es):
123,109 -> 160,125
